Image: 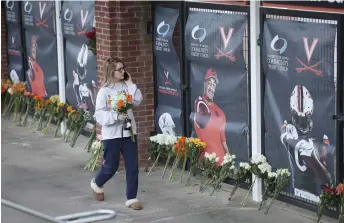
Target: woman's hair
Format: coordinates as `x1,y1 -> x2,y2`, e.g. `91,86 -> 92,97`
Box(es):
102,57 -> 124,87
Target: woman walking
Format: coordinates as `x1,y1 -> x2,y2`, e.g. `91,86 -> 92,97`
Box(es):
90,57 -> 143,210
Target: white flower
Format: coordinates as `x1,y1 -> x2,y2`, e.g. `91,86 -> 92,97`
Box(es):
204,152 -> 210,159
268,172 -> 277,179
258,162 -> 272,174
251,154 -> 267,164
230,165 -> 235,170
239,162 -> 251,170
215,157 -> 219,163
276,168 -> 291,177
7,88 -> 13,95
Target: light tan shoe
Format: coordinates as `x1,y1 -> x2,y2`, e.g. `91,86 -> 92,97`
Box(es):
125,199 -> 143,210
90,178 -> 104,201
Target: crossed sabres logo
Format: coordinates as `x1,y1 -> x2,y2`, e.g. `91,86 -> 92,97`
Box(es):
64,8 -> 90,36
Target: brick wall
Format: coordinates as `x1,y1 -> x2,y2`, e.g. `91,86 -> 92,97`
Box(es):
95,1 -> 153,167
1,6 -> 8,79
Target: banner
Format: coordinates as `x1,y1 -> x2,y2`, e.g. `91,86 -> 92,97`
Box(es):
61,0 -> 95,37
263,19 -> 337,202
65,37 -> 98,115
186,8 -> 249,165
5,0 -> 20,24
22,1 -> 55,32
153,6 -> 182,136
24,29 -> 59,97
185,9 -> 247,68
7,24 -> 24,83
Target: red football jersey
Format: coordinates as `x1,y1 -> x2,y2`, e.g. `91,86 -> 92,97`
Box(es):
194,96 -> 227,165
29,58 -> 47,97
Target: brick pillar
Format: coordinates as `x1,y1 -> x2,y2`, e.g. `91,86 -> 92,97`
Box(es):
95,1 -> 153,167
1,6 -> 8,79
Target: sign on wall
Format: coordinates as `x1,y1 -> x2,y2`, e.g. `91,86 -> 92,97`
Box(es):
62,0 -> 97,115
185,8 -> 249,165
153,6 -> 182,136
262,18 -> 337,202
7,24 -> 24,83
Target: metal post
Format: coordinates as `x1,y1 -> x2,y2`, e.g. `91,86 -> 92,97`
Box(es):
250,0 -> 262,202
55,0 -> 66,134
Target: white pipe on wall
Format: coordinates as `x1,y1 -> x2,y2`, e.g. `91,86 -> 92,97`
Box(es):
55,0 -> 66,134
250,0 -> 263,202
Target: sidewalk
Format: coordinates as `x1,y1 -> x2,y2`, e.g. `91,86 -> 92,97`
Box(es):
1,118 -> 337,223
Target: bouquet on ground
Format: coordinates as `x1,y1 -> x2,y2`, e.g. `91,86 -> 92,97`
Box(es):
259,171 -> 277,210
199,152 -> 221,193
184,137 -> 206,186
84,140 -> 104,172
147,134 -> 177,177
84,124 -> 97,152
169,136 -> 187,181
317,183 -> 344,223
228,162 -> 251,201
3,81 -> 26,120
109,92 -> 134,142
63,106 -> 77,141
29,95 -> 43,129
210,153 -> 236,196
21,91 -> 36,126
37,98 -> 52,131
52,102 -> 68,137
1,79 -> 13,111
241,154 -> 272,207
42,95 -> 60,135
70,110 -> 93,148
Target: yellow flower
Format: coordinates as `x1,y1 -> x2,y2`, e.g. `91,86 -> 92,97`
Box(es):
49,95 -> 60,104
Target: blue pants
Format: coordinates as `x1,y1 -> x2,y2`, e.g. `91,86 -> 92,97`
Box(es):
95,136 -> 139,200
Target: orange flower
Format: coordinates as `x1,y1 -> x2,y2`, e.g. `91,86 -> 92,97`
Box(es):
45,99 -> 52,105
126,94 -> 133,103
107,97 -> 111,106
117,100 -> 125,108
336,183 -> 344,195
24,91 -> 31,97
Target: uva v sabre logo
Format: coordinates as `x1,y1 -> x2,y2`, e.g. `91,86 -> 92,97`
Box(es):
36,2 -> 48,28
296,37 -> 323,77
64,7 -> 90,36
214,27 -> 235,62
164,71 -> 172,85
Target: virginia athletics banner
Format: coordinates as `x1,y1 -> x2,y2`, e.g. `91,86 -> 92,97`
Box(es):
62,1 -> 97,115
153,6 -> 182,136
22,1 -> 55,32
5,0 -> 20,24
61,0 -> 95,37
186,8 -> 249,165
263,18 -> 337,202
7,24 -> 24,83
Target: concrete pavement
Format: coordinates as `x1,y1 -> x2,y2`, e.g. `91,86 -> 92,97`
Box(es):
1,117 -> 337,223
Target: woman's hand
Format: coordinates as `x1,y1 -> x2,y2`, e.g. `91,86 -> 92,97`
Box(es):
125,71 -> 133,85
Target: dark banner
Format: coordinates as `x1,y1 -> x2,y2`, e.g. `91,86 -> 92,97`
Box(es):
24,29 -> 59,97
153,6 -> 179,60
65,37 -> 97,115
263,19 -> 337,202
61,0 -> 95,37
7,24 -> 24,83
22,1 -> 55,32
153,6 -> 182,136
189,62 -> 249,165
5,0 -> 20,24
185,8 -> 247,68
155,57 -> 182,136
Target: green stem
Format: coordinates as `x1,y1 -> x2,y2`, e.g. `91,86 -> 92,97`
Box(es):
29,110 -> 39,129
169,157 -> 180,181
241,177 -> 257,208
264,190 -> 279,214
85,128 -> 96,152
161,152 -> 172,179
42,116 -> 53,135
210,177 -> 223,196
147,151 -> 161,176
22,104 -> 31,126
65,128 -> 72,142
179,155 -> 188,183
53,120 -> 62,137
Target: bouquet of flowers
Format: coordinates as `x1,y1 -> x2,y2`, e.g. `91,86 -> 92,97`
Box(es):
169,136 -> 187,181
63,106 -> 77,141
210,153 -> 236,196
3,81 -> 26,120
264,169 -> 290,214
199,152 -> 221,193
147,134 -> 177,177
85,27 -> 96,55
184,137 -> 206,186
37,98 -> 51,131
52,103 -> 68,137
259,171 -> 277,210
241,154 -> 272,207
28,95 -> 43,129
70,110 -> 93,148
228,162 -> 251,201
84,125 -> 97,152
84,140 -> 103,172
1,79 -> 13,111
42,95 -> 60,135
109,92 -> 134,141
317,183 -> 344,223
21,91 -> 35,126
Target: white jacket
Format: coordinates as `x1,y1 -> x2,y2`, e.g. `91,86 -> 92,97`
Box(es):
95,82 -> 143,140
